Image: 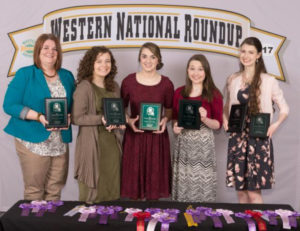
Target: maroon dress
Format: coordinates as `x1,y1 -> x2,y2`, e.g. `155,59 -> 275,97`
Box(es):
121,73 -> 174,200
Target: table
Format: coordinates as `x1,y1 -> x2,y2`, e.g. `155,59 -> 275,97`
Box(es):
0,200 -> 298,231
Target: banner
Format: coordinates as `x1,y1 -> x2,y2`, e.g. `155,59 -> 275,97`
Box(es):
8,4 -> 286,80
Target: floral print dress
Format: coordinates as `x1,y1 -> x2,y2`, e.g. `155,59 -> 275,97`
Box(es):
226,86 -> 274,191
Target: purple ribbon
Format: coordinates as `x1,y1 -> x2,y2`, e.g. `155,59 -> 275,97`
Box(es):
108,206 -> 123,219
158,215 -> 177,231
30,200 -> 47,213
145,208 -> 161,221
35,204 -> 52,217
48,200 -> 64,213
97,207 -> 114,224
262,210 -> 278,226
19,203 -> 33,216
235,212 -> 256,231
163,209 -> 180,221
186,209 -> 201,223
288,211 -> 300,228
88,206 -> 104,219
196,207 -> 212,221
205,210 -> 223,228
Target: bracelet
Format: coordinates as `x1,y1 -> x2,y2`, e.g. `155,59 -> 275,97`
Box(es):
37,113 -> 42,122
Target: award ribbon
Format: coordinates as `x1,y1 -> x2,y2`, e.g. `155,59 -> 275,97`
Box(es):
262,210 -> 278,225
158,215 -> 177,231
63,205 -> 85,217
97,207 -> 114,224
184,210 -> 198,227
144,208 -> 161,221
78,206 -> 96,222
216,209 -> 235,224
235,212 -> 256,231
245,210 -> 266,231
19,203 -> 33,216
163,209 -> 180,221
35,203 -> 53,217
48,200 -> 64,213
108,206 -> 123,219
31,200 -> 47,213
205,210 -> 223,228
275,209 -> 293,230
195,206 -> 212,221
133,212 -> 151,231
124,208 -> 142,222
146,212 -> 169,231
288,211 -> 300,228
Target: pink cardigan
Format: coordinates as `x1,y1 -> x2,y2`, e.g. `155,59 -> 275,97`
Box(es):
225,72 -> 289,121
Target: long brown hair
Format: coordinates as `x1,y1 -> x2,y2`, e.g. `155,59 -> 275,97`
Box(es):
182,54 -> 221,102
77,46 -> 117,91
138,42 -> 164,70
33,33 -> 62,71
240,37 -> 267,115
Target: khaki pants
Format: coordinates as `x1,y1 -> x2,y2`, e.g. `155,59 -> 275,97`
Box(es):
15,139 -> 69,201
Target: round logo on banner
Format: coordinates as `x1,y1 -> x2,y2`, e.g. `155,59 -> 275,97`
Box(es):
21,39 -> 35,57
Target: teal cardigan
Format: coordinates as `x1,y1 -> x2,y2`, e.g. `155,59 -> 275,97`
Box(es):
3,65 -> 75,143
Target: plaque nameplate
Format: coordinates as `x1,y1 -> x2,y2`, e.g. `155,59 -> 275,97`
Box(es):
45,97 -> 68,128
227,104 -> 248,133
139,103 -> 161,131
178,99 -> 202,129
102,98 -> 126,126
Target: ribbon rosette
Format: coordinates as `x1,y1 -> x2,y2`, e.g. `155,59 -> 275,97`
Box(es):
245,210 -> 266,231
125,208 -> 142,222
262,210 -> 278,225
78,206 -> 96,222
19,203 -> 33,216
108,206 -> 123,219
195,206 -> 212,221
146,212 -> 169,231
163,209 -> 180,221
97,207 -> 114,224
133,212 -> 151,231
31,200 -> 48,213
216,209 -> 235,224
88,206 -> 104,219
186,208 -> 201,225
235,212 -> 256,231
48,200 -> 64,213
145,208 -> 161,221
275,209 -> 293,230
288,211 -> 300,228
204,210 -> 223,228
158,215 -> 177,231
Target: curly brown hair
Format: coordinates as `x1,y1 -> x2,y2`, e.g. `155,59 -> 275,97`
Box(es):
239,37 -> 267,115
138,42 -> 164,70
77,46 -> 117,91
181,54 -> 221,102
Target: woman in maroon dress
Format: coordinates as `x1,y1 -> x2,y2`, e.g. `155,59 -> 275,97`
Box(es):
121,42 -> 174,200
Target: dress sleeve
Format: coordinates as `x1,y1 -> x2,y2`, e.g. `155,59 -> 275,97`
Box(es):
271,78 -> 289,115
121,77 -> 130,108
3,68 -> 28,118
172,88 -> 181,120
210,90 -> 223,128
164,78 -> 174,109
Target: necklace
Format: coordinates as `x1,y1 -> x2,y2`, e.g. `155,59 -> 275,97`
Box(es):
43,71 -> 57,78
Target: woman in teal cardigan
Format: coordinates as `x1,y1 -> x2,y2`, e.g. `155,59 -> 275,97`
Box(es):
3,33 -> 75,201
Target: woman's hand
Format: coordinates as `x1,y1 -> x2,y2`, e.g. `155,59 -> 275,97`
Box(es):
173,121 -> 183,135
199,107 -> 208,122
101,116 -> 118,132
153,116 -> 168,134
127,115 -> 144,133
223,119 -> 229,132
267,121 -> 280,138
